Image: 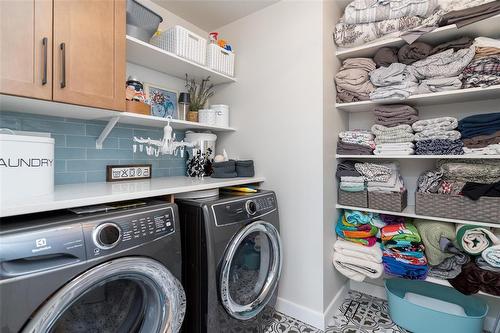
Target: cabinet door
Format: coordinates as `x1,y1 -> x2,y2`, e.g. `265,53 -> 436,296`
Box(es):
0,0 -> 52,100
53,0 -> 125,111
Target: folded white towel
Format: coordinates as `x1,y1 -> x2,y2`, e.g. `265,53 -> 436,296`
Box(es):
340,176 -> 365,183
333,239 -> 384,282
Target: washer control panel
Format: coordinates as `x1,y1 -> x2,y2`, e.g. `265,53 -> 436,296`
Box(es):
212,193 -> 277,226
84,207 -> 175,258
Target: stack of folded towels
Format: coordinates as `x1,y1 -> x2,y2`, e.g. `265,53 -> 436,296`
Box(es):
371,124 -> 415,155
333,0 -> 435,49
339,175 -> 365,193
335,58 -> 376,103
369,62 -> 419,100
355,162 -> 404,193
333,210 -> 385,282
381,223 -> 429,280
462,37 -> 500,88
337,130 -> 375,155
373,104 -> 419,127
459,112 -> 500,155
412,117 -> 463,155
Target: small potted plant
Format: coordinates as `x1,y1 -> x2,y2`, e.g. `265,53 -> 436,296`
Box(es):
185,74 -> 215,122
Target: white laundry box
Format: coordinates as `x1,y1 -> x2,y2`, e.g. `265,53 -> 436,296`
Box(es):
0,130 -> 55,201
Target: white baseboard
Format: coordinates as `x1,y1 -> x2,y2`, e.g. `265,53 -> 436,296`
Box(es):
275,297 -> 324,330
323,284 -> 348,328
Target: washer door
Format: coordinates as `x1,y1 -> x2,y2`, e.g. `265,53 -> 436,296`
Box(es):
219,221 -> 282,320
22,257 -> 185,333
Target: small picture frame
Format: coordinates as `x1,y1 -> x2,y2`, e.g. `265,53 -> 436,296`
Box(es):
106,164 -> 152,182
144,83 -> 178,119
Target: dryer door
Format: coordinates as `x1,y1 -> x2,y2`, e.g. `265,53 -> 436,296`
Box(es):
22,257 -> 185,333
219,221 -> 282,320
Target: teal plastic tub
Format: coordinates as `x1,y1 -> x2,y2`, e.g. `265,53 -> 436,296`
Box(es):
385,279 -> 488,333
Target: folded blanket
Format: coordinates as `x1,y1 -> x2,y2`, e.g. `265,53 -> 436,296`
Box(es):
343,0 -> 438,24
413,219 -> 455,266
428,252 -> 470,279
382,255 -> 429,280
458,112 -> 500,139
374,47 -> 399,67
417,170 -> 443,193
430,36 -> 474,55
368,175 -> 404,193
482,245 -> 500,268
462,181 -> 500,200
370,81 -> 419,100
440,162 -> 500,184
462,55 -> 500,88
438,0 -> 500,28
474,46 -> 500,59
337,87 -> 372,103
369,63 -> 418,87
411,46 -> 475,79
474,37 -> 500,49
415,139 -> 464,155
456,225 -> 500,255
412,117 -> 458,132
463,144 -> 500,155
339,130 -> 374,143
336,160 -> 362,178
334,16 -> 423,48
416,76 -> 463,94
341,176 -> 364,183
382,223 -> 421,243
398,42 -> 432,65
337,141 -> 374,155
414,130 -> 461,142
449,261 -> 500,296
335,69 -> 376,98
340,182 -> 366,192
373,104 -> 419,127
341,57 -> 377,72
355,162 -> 393,182
371,124 -> 415,144
462,131 -> 500,148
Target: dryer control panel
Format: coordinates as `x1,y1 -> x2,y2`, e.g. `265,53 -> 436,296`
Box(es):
83,206 -> 175,258
212,193 -> 277,226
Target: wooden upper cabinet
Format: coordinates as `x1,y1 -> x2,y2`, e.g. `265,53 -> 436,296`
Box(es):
53,0 -> 125,111
0,0 -> 53,100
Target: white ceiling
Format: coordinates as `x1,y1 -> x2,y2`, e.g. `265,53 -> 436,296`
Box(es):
152,0 -> 280,31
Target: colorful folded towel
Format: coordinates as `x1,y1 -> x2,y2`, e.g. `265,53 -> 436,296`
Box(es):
381,223 -> 421,243
382,256 -> 429,280
336,215 -> 378,246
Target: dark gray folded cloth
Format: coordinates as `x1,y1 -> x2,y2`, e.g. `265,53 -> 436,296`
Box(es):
337,141 -> 373,155
236,160 -> 255,177
374,47 -> 398,68
430,36 -> 473,55
415,139 -> 464,155
438,1 -> 500,28
373,104 -> 419,127
212,160 -> 237,178
336,160 -> 362,178
397,42 -> 432,65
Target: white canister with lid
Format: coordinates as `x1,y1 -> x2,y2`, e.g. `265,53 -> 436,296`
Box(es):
211,104 -> 229,128
0,130 -> 55,200
184,131 -> 217,159
198,109 -> 216,126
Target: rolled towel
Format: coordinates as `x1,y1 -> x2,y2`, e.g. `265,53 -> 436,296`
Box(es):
333,251 -> 384,282
482,245 -> 500,268
456,225 -> 500,255
413,219 -> 455,266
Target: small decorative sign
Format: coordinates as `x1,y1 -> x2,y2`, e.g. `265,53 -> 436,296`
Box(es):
106,164 -> 152,182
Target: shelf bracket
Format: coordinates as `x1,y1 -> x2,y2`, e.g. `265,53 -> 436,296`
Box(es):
96,116 -> 120,149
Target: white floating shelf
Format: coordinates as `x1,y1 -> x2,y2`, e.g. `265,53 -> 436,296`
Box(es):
336,85 -> 500,112
335,204 -> 499,229
336,14 -> 500,60
126,35 -> 236,85
0,94 -> 235,132
336,154 -> 500,159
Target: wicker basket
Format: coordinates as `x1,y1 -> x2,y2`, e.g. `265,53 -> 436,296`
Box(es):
416,192 -> 500,223
338,189 -> 368,208
207,43 -> 235,77
150,25 -> 207,65
369,189 -> 407,212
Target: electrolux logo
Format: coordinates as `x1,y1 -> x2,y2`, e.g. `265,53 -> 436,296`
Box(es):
32,238 -> 52,253
0,158 -> 53,168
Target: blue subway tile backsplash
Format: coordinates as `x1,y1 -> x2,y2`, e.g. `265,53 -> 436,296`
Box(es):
1,112 -> 187,185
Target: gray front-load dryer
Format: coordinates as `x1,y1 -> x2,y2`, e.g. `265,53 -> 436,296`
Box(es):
177,190 -> 282,333
0,200 -> 185,333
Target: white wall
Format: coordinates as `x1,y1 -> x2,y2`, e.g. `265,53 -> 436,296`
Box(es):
212,1 -> 346,328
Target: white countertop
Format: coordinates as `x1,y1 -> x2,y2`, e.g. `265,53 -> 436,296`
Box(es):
0,176 -> 265,217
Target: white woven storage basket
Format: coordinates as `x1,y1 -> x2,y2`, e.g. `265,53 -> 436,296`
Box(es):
150,25 -> 207,65
207,43 -> 235,77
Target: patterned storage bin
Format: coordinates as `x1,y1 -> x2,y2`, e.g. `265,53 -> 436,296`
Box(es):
416,192 -> 500,223
150,25 -> 207,65
369,189 -> 407,212
207,43 -> 235,77
338,189 -> 368,208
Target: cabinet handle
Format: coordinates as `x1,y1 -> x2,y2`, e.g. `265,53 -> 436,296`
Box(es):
60,42 -> 66,88
42,37 -> 48,85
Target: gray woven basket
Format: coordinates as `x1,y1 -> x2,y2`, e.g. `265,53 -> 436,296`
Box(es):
338,189 -> 368,208
416,192 -> 500,223
369,189 -> 408,212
